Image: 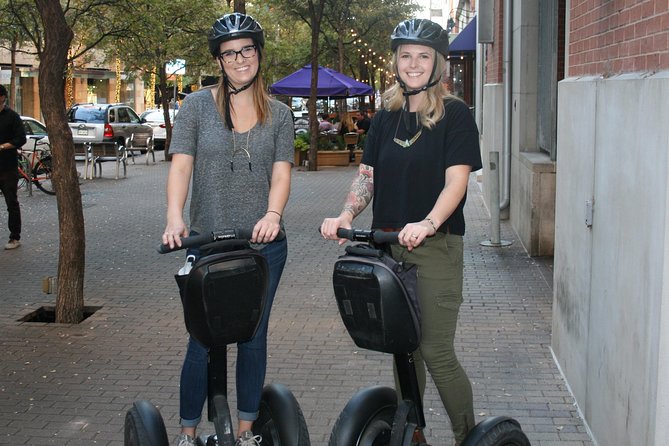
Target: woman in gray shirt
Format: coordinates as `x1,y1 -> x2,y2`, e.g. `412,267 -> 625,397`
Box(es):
162,13 -> 294,446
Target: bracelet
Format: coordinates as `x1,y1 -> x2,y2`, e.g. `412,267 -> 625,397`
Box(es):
423,217 -> 438,233
266,210 -> 282,218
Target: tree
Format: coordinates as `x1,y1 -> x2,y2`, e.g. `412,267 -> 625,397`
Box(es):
112,0 -> 217,156
270,0 -> 327,171
32,0 -> 84,323
4,0 -> 135,323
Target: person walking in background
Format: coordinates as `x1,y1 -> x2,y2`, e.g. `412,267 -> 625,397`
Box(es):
320,18 -> 481,445
161,12 -> 294,446
0,85 -> 27,250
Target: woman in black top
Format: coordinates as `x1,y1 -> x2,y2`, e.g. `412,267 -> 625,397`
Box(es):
321,18 -> 481,445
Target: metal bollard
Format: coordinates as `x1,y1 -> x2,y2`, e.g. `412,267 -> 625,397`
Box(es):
481,151 -> 512,247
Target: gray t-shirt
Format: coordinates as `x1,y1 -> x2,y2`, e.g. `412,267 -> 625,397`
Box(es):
170,88 -> 294,234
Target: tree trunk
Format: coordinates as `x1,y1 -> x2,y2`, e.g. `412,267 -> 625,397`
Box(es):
158,62 -> 173,158
35,0 -> 86,324
10,37 -> 17,109
306,0 -> 326,171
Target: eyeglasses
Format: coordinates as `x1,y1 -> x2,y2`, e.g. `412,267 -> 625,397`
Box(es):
217,45 -> 257,64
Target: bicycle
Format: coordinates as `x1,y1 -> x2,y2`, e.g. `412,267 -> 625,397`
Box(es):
328,228 -> 531,446
17,136 -> 55,196
124,229 -> 310,446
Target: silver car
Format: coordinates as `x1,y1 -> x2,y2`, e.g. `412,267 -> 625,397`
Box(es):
67,103 -> 153,153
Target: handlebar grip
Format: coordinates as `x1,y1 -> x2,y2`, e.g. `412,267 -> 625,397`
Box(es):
157,233 -> 214,254
372,231 -> 400,244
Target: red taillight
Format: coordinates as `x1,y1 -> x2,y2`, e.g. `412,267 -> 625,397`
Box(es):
104,124 -> 113,138
159,124 -> 166,128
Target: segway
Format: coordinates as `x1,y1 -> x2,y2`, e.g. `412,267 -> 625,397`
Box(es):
124,229 -> 310,446
328,228 -> 530,446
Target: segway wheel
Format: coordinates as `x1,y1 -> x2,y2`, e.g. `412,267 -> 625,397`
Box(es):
254,383 -> 311,445
124,400 -> 169,446
461,416 -> 530,446
328,386 -> 397,446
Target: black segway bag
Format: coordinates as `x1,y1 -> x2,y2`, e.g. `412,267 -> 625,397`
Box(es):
176,240 -> 268,348
333,244 -> 421,354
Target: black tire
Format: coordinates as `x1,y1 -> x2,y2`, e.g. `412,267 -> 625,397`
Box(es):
254,383 -> 311,446
461,417 -> 530,446
32,155 -> 55,195
124,400 -> 169,446
328,386 -> 397,446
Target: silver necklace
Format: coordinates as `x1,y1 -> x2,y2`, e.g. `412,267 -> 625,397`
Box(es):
230,128 -> 252,171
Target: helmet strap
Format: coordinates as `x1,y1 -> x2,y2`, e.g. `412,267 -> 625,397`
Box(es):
394,49 -> 440,99
221,67 -> 260,130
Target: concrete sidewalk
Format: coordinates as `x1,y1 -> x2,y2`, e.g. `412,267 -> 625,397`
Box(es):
0,154 -> 592,445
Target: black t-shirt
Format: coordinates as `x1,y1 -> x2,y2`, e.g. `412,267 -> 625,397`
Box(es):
361,98 -> 482,235
357,116 -> 371,133
0,106 -> 26,172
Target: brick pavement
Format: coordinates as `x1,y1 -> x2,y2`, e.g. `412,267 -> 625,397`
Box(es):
0,154 -> 593,446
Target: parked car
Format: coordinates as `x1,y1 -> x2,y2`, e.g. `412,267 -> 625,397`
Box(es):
294,116 -> 309,135
21,116 -> 49,151
66,103 -> 153,153
139,108 -> 177,151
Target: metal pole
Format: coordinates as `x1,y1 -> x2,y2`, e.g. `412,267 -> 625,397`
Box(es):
481,151 -> 512,247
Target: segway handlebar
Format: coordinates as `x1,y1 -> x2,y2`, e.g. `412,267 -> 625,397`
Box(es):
158,229 -> 286,254
336,228 -> 400,244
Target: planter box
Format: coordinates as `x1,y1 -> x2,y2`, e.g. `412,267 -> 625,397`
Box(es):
354,150 -> 363,164
317,150 -> 350,167
294,148 -> 308,167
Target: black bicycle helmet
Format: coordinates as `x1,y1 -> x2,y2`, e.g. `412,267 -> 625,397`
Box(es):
208,13 -> 265,56
390,18 -> 449,57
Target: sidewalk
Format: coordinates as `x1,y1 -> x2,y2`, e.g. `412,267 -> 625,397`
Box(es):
0,154 -> 593,445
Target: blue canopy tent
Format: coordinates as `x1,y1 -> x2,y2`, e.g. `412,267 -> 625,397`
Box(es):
269,65 -> 373,98
447,16 -> 477,106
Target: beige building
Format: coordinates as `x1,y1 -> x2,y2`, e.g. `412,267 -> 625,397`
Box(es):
0,46 -> 146,120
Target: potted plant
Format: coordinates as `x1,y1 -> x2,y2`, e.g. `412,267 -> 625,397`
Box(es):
317,133 -> 350,167
294,133 -> 309,166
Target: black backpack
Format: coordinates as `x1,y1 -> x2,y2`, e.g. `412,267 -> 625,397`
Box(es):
175,240 -> 268,348
333,244 -> 421,354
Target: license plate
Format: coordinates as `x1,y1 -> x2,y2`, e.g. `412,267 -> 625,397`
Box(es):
77,129 -> 88,136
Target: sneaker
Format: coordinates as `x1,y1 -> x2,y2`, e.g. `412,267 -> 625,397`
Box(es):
235,430 -> 262,446
4,239 -> 20,250
176,433 -> 195,446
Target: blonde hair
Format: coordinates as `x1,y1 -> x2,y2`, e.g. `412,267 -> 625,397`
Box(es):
340,111 -> 355,131
213,46 -> 271,127
382,50 -> 457,129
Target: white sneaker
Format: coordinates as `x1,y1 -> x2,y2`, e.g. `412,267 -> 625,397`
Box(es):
176,433 -> 195,446
236,430 -> 262,446
4,239 -> 20,250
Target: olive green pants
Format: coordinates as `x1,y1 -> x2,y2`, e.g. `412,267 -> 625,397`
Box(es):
391,233 -> 475,444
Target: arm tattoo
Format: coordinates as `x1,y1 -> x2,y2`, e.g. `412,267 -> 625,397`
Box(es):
342,164 -> 374,218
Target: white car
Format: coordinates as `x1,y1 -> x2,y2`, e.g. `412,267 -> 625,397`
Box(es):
21,116 -> 49,151
140,109 -> 177,150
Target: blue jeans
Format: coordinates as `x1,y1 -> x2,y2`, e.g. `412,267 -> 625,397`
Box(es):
179,237 -> 288,427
